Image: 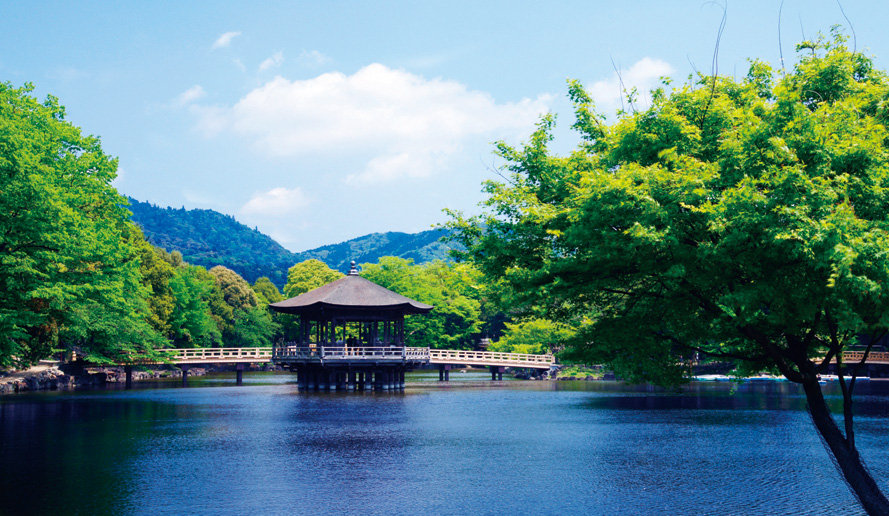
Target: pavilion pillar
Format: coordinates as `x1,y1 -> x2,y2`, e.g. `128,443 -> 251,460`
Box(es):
374,369 -> 383,391
180,365 -> 191,387
328,370 -> 336,391
236,363 -> 244,385
365,371 -> 373,391
124,365 -> 133,389
399,369 -> 405,389
307,367 -> 316,390
348,370 -> 356,391
296,365 -> 306,390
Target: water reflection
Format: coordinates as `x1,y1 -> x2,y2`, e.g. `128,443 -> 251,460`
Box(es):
1,378 -> 887,515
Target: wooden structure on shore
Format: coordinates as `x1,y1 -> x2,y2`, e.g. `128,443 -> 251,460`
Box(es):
269,262 -> 434,391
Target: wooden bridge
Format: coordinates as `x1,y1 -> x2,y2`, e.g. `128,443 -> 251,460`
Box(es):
832,351 -> 889,365
137,345 -> 555,388
157,346 -> 554,368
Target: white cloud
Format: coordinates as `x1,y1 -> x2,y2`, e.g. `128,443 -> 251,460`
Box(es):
241,187 -> 310,216
298,50 -> 330,66
259,51 -> 284,71
189,63 -> 551,183
588,57 -> 675,114
175,85 -> 205,106
212,31 -> 241,49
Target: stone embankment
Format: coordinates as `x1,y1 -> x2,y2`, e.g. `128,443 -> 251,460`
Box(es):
512,367 -> 559,380
0,365 -> 208,394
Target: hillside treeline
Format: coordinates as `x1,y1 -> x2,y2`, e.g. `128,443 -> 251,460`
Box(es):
129,198 -> 462,288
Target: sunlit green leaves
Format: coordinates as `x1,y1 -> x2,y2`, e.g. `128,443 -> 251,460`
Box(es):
449,30 -> 889,386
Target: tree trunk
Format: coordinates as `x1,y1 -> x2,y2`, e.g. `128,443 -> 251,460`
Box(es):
802,379 -> 889,515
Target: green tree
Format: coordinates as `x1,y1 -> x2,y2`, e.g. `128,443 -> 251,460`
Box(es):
449,31 -> 889,513
0,82 -> 163,366
283,259 -> 343,298
360,257 -> 482,349
168,265 -> 221,347
209,265 -> 278,346
134,231 -> 176,336
488,319 -> 573,355
252,276 -> 284,305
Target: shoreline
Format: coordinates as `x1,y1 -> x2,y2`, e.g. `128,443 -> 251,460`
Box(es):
0,363 -> 216,394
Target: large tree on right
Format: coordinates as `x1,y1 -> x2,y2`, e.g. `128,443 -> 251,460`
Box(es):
449,30 -> 889,513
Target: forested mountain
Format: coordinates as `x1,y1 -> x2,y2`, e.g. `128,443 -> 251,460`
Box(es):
127,198 -> 295,287
127,198 -> 460,287
293,229 -> 457,272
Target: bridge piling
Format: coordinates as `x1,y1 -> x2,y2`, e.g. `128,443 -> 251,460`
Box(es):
236,364 -> 244,385
125,366 -> 133,389
180,365 -> 190,387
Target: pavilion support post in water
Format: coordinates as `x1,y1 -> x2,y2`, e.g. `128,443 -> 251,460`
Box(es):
348,370 -> 356,391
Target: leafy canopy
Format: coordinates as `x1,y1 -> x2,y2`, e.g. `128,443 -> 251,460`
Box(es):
0,82 -> 163,366
449,31 -> 889,511
360,257 -> 483,349
283,259 -> 344,298
451,29 -> 889,383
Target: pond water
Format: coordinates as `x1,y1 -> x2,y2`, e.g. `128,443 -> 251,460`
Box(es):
2,372 -> 888,516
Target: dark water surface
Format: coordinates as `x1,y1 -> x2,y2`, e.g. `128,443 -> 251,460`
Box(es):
2,372 -> 889,516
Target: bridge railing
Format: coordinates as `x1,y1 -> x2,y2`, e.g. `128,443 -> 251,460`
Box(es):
834,350 -> 889,364
162,347 -> 274,362
429,349 -> 554,367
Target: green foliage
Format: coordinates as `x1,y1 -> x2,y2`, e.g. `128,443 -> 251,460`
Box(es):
295,229 -> 464,272
448,33 -> 889,510
252,277 -> 284,305
450,33 -> 889,385
129,197 -> 463,287
0,82 -> 163,366
210,265 -> 258,312
210,265 -> 278,346
168,265 -> 221,347
488,319 -> 573,355
360,257 -> 483,349
134,231 -> 176,336
283,259 -> 344,298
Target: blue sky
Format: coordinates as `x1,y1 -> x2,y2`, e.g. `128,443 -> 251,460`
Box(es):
2,1 -> 887,251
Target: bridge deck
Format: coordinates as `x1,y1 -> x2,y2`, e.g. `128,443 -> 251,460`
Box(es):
152,346 -> 555,369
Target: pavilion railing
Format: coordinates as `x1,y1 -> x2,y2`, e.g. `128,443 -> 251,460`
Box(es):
274,344 -> 431,362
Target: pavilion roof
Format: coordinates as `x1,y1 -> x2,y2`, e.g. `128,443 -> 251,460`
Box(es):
269,273 -> 433,316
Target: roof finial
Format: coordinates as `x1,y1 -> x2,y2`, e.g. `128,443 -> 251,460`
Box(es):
348,260 -> 359,276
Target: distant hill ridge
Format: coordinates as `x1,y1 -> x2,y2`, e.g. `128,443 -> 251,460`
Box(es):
127,197 -> 461,288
